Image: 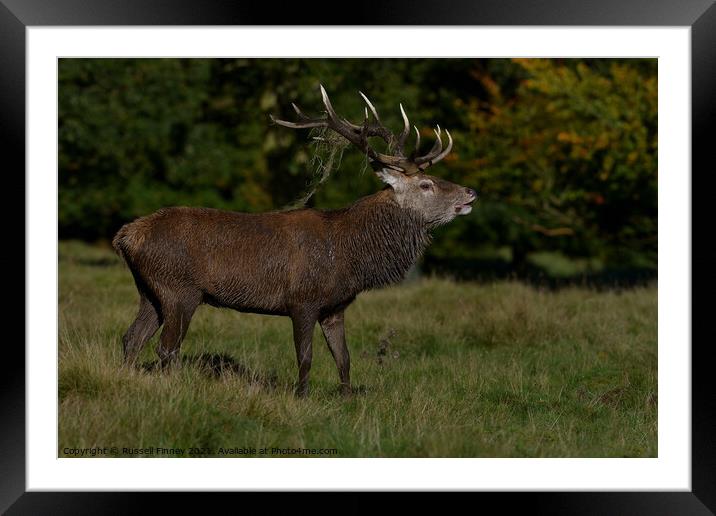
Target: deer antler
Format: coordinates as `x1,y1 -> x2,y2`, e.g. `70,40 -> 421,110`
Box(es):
270,85 -> 453,175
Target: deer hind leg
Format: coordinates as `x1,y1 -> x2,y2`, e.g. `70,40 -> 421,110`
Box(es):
155,292 -> 201,368
290,310 -> 318,397
122,294 -> 162,366
319,310 -> 351,396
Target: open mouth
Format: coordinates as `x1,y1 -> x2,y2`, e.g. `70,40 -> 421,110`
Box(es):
454,197 -> 476,214
454,201 -> 474,214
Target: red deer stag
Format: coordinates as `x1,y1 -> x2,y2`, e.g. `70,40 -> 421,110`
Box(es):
113,85 -> 477,396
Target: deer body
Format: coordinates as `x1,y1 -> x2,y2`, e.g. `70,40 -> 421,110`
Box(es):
115,190 -> 430,318
115,85 -> 476,396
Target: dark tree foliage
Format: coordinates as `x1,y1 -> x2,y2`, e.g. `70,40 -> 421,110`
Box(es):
58,58 -> 657,282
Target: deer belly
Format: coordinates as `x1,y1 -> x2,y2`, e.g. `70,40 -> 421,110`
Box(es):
197,247 -> 289,314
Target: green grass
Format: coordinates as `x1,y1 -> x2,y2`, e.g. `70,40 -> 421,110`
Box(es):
58,240 -> 657,457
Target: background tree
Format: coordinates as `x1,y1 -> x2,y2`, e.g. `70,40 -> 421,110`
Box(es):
59,58 -> 657,284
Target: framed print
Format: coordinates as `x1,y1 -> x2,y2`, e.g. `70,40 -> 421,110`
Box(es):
4,0 -> 714,513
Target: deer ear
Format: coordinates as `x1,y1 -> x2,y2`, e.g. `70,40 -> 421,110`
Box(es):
375,168 -> 406,189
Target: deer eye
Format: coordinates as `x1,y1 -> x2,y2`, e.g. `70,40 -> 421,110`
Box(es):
419,181 -> 433,191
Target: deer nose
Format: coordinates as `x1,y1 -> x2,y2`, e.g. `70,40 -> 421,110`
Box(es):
465,188 -> 477,200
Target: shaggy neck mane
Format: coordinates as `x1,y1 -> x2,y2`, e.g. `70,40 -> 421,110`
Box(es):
332,190 -> 432,292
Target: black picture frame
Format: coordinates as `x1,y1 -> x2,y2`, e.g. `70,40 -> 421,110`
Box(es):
3,0 -> 713,513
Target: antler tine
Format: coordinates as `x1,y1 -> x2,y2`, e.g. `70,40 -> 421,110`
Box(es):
397,104 -> 411,154
414,127 -> 444,165
291,103 -> 307,118
411,125 -> 421,157
320,84 -> 340,122
419,129 -> 453,169
270,114 -> 326,129
359,91 -> 381,121
342,117 -> 362,130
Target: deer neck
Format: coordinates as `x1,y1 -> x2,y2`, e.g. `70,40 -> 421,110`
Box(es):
335,190 -> 432,292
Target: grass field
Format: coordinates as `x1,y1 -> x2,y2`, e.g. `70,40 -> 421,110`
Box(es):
58,240 -> 657,458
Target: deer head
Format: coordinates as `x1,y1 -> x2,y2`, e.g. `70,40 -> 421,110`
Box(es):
271,85 -> 477,227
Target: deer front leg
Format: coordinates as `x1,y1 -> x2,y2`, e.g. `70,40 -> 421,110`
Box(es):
319,310 -> 351,396
290,310 -> 317,397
